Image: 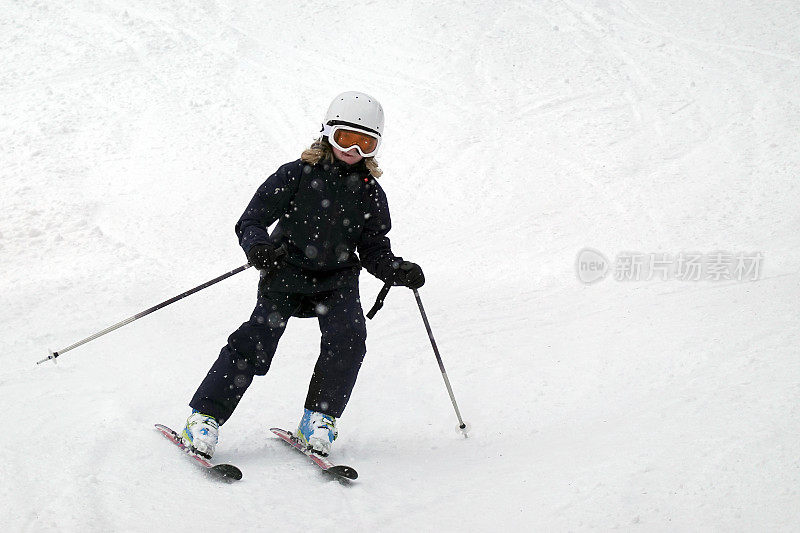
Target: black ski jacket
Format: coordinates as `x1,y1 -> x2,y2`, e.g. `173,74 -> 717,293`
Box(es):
236,158 -> 402,294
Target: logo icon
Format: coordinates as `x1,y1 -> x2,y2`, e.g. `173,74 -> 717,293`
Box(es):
575,248 -> 609,284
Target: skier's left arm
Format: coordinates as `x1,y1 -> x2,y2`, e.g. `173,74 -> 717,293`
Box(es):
357,181 -> 425,289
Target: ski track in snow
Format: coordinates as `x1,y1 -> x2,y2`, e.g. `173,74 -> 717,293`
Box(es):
1,0 -> 799,530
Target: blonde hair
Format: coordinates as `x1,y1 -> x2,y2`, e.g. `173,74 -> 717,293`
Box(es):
301,138 -> 383,178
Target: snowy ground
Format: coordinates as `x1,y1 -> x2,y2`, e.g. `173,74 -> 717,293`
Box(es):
2,1 -> 799,530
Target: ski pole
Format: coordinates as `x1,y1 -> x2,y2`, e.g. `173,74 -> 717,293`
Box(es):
37,263 -> 253,365
413,289 -> 470,437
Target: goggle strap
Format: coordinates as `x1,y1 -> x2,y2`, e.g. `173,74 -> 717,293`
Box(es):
326,120 -> 381,137
322,123 -> 382,139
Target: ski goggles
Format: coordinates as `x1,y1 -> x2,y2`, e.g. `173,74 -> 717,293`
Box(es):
322,123 -> 381,157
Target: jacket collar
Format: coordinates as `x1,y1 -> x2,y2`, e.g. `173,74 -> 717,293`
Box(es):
331,157 -> 369,176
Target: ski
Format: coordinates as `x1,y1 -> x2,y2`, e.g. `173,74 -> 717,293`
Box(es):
155,423 -> 242,481
270,427 -> 358,480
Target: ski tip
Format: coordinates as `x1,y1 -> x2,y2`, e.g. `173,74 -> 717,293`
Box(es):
210,463 -> 243,481
326,465 -> 358,480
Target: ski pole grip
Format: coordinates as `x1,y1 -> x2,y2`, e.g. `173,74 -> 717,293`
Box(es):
366,282 -> 392,319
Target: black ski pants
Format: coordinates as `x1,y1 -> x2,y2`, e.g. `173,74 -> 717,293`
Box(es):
189,286 -> 367,423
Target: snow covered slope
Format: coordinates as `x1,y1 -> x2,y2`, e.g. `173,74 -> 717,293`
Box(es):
2,1 -> 799,530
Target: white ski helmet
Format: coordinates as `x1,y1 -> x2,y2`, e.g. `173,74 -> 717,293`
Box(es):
321,91 -> 384,157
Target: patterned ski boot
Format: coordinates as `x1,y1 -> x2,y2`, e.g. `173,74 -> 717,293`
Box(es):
180,410 -> 219,459
295,408 -> 338,456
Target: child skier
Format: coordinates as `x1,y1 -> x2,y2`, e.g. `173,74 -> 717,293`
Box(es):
180,91 -> 425,458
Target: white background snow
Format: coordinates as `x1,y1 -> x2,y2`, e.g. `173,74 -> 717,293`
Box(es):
2,0 -> 799,530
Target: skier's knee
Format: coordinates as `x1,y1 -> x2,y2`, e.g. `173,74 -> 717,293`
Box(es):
226,325 -> 277,375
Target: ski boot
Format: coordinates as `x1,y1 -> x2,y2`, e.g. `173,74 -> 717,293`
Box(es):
295,408 -> 337,456
180,410 -> 219,459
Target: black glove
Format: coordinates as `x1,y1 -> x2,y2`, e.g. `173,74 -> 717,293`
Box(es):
246,243 -> 287,274
394,260 -> 425,289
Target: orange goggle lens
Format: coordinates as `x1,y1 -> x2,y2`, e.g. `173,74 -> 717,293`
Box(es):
332,129 -> 379,154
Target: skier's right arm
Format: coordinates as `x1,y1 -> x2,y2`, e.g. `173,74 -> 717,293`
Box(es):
235,162 -> 299,254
